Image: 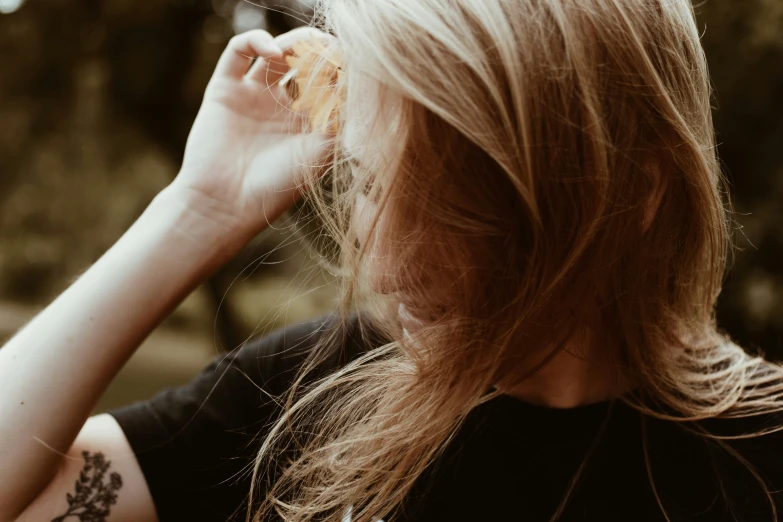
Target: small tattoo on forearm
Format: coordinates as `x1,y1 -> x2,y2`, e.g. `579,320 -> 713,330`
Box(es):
51,451 -> 123,522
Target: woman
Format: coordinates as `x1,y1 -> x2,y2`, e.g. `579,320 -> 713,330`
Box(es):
2,1 -> 782,521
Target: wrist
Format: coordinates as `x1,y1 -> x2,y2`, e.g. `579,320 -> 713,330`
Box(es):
146,184 -> 257,262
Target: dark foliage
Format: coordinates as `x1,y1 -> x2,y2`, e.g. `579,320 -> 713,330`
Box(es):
0,1 -> 780,360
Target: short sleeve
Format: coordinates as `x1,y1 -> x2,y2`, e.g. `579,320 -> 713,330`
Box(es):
108,313 -> 373,522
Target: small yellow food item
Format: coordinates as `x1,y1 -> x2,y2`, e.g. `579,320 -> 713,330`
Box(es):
285,37 -> 344,134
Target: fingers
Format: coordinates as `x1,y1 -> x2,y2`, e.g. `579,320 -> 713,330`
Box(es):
273,26 -> 335,50
246,50 -> 289,86
214,27 -> 338,88
214,29 -> 283,79
247,27 -> 336,85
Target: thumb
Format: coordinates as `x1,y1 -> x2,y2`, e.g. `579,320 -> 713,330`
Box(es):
293,131 -> 336,182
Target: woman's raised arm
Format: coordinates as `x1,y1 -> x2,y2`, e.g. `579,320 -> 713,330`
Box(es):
0,27 -> 331,521
0,188 -> 243,521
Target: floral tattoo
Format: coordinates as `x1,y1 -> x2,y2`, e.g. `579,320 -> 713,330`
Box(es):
51,451 -> 123,522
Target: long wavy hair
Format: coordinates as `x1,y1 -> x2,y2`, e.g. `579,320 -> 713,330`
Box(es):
247,1 -> 783,520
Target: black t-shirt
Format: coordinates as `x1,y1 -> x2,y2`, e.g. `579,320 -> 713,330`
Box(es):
110,315 -> 783,521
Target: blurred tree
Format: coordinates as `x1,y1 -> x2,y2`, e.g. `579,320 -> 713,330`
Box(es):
696,1 -> 783,357
0,0 -> 780,358
0,0 -> 316,351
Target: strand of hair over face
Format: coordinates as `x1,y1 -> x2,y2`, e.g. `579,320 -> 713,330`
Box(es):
246,1 -> 783,521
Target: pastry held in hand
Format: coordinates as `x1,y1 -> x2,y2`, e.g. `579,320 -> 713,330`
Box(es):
284,37 -> 344,134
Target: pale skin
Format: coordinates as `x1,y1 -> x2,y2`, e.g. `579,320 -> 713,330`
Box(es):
0,24 -> 665,522
0,27 -> 331,522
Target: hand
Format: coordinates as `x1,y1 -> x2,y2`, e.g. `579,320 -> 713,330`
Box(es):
171,27 -> 334,241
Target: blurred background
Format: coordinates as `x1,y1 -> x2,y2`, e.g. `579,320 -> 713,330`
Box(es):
0,0 -> 781,412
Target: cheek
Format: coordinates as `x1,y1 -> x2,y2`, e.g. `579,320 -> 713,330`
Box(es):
352,193 -> 399,294
352,193 -> 373,249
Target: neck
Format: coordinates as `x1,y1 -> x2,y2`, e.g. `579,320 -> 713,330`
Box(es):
496,333 -> 629,409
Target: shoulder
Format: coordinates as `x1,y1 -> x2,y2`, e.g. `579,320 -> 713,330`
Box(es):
109,310 -> 385,451
612,403 -> 783,519
643,397 -> 783,479
700,409 -> 783,470
663,407 -> 783,518
105,311 -> 386,522
234,311 -> 385,396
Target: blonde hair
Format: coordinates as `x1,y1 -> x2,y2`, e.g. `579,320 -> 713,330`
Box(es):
248,1 -> 783,520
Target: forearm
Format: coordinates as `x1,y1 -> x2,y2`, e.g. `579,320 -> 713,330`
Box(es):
0,186 -> 245,519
